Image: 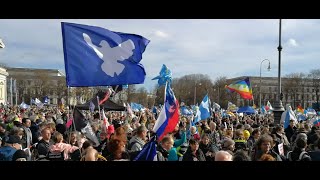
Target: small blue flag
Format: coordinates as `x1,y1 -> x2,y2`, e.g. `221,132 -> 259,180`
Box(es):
152,64 -> 172,87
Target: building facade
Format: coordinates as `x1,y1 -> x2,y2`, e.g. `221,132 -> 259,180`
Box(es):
0,67 -> 8,104
227,76 -> 320,109
6,67 -> 67,105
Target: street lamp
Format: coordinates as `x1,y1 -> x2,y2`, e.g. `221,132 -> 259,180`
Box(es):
214,87 -> 220,105
259,59 -> 271,109
273,19 -> 285,125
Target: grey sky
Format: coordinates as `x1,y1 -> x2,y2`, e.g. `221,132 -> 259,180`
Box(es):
0,19 -> 319,92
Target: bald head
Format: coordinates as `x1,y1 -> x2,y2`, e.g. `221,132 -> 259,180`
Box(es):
215,151 -> 233,161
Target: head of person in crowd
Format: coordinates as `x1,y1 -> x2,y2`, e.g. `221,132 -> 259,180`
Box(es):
221,138 -> 235,154
261,125 -> 270,135
256,134 -> 273,154
190,126 -> 197,135
233,150 -> 251,161
113,126 -> 127,143
236,124 -> 244,130
107,138 -> 127,157
274,125 -> 284,135
259,153 -> 275,161
234,129 -> 245,140
12,149 -> 27,161
251,129 -> 261,140
224,128 -> 233,139
161,135 -> 174,151
136,125 -> 148,141
9,126 -> 24,140
6,135 -> 22,150
68,131 -> 78,145
295,133 -> 308,149
41,127 -> 52,142
215,150 -> 233,161
200,133 -> 210,146
99,131 -> 108,143
47,122 -> 56,134
189,138 -> 200,152
52,131 -> 64,144
209,121 -> 216,132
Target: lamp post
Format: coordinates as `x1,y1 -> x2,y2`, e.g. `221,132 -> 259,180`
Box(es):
259,59 -> 271,109
214,87 -> 220,105
194,81 -> 201,105
273,19 -> 285,125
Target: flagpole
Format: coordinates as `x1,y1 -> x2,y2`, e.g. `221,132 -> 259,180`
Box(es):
10,77 -> 13,106
164,82 -> 167,105
97,96 -> 102,122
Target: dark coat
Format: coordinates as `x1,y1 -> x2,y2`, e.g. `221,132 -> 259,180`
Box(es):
182,147 -> 206,161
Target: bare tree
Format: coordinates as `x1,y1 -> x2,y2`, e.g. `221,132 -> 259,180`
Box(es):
308,69 -> 320,110
283,73 -> 305,108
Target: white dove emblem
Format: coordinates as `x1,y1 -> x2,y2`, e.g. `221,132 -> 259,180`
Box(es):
83,33 -> 135,77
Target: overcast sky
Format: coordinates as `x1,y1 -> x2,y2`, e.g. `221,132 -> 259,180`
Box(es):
1,19 -> 319,92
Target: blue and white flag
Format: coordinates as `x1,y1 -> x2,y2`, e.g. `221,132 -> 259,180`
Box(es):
199,94 -> 211,120
43,96 -> 50,104
19,102 -> 30,109
180,106 -> 193,116
193,106 -> 201,124
89,101 -> 95,112
35,98 -> 44,108
61,22 -> 150,87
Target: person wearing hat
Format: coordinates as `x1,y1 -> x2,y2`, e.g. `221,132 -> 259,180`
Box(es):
12,149 -> 28,161
0,135 -> 22,161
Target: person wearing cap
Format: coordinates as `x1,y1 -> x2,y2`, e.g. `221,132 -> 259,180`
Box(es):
0,135 -> 22,161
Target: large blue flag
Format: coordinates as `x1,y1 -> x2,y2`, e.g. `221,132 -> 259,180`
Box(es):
61,22 -> 150,87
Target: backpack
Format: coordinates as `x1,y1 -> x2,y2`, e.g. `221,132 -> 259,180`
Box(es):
287,151 -> 310,161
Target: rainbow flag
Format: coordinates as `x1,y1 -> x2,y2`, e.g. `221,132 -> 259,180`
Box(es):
297,105 -> 304,114
225,77 -> 253,100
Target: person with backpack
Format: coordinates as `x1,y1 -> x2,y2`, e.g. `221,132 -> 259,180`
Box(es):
287,133 -> 311,161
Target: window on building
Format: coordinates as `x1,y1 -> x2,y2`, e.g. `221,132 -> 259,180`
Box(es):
307,88 -> 309,93
269,87 -> 272,92
313,89 -> 315,93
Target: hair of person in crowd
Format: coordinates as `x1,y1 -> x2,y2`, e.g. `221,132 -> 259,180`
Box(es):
259,153 -> 275,161
233,150 -> 251,161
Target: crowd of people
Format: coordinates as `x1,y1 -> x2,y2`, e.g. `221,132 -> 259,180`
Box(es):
0,103 -> 319,161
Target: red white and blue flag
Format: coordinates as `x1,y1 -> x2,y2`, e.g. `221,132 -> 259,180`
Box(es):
153,83 -> 180,141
